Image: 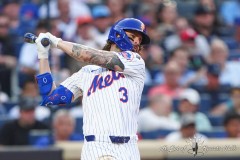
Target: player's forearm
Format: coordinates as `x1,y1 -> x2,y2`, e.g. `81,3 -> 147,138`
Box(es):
39,59 -> 56,90
57,40 -> 124,71
39,59 -> 51,74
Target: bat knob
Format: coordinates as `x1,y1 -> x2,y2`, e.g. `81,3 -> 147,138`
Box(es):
41,38 -> 50,47
24,33 -> 36,44
24,32 -> 50,47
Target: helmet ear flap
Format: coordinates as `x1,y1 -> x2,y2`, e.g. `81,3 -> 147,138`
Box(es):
108,26 -> 133,51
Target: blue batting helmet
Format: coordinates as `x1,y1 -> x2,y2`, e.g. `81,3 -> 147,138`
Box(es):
108,18 -> 150,51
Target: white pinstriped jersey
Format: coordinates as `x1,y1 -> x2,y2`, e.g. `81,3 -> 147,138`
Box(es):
61,51 -> 145,136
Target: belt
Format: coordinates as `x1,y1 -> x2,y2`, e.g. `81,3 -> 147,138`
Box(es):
85,135 -> 130,144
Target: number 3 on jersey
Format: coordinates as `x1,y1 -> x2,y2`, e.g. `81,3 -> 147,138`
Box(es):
119,87 -> 128,103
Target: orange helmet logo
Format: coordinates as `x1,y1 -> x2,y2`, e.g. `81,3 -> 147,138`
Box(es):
140,22 -> 145,31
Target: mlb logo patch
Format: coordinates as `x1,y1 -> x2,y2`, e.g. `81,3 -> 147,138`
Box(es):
119,51 -> 134,61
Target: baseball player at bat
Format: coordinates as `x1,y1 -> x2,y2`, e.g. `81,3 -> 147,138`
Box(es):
35,18 -> 150,160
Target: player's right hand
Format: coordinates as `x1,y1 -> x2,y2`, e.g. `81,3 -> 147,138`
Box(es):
36,33 -> 50,59
46,32 -> 62,48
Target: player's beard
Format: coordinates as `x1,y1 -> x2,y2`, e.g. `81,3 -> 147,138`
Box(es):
132,44 -> 141,53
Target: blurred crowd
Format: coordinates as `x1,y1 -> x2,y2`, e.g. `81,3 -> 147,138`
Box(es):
0,0 -> 240,146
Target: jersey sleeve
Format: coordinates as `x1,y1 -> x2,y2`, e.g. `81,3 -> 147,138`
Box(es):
115,51 -> 145,78
60,69 -> 85,100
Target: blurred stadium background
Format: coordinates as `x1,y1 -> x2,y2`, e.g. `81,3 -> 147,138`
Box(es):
0,0 -> 240,159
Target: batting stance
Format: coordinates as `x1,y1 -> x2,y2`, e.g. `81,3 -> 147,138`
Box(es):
35,18 -> 150,159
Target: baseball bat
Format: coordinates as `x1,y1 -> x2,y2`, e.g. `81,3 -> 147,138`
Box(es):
24,33 -> 50,47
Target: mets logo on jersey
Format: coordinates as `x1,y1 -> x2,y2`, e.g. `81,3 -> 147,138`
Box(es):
119,51 -> 134,61
87,71 -> 125,96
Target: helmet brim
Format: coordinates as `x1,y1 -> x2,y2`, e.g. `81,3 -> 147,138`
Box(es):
141,32 -> 150,45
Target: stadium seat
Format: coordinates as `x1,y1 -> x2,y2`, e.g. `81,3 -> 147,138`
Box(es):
208,115 -> 224,126
218,26 -> 236,38
172,99 -> 179,112
176,1 -> 197,19
218,85 -> 231,94
198,94 -> 212,113
191,84 -> 231,94
74,117 -> 83,134
222,37 -> 239,50
218,93 -> 230,103
190,84 -> 206,93
228,50 -> 240,61
140,129 -> 174,139
142,84 -> 153,95
149,68 -> 161,81
29,129 -> 52,146
200,128 -> 227,138
140,95 -> 149,109
2,102 -> 17,113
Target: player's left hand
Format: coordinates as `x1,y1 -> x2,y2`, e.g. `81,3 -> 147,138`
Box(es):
46,32 -> 62,48
36,33 -> 50,59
